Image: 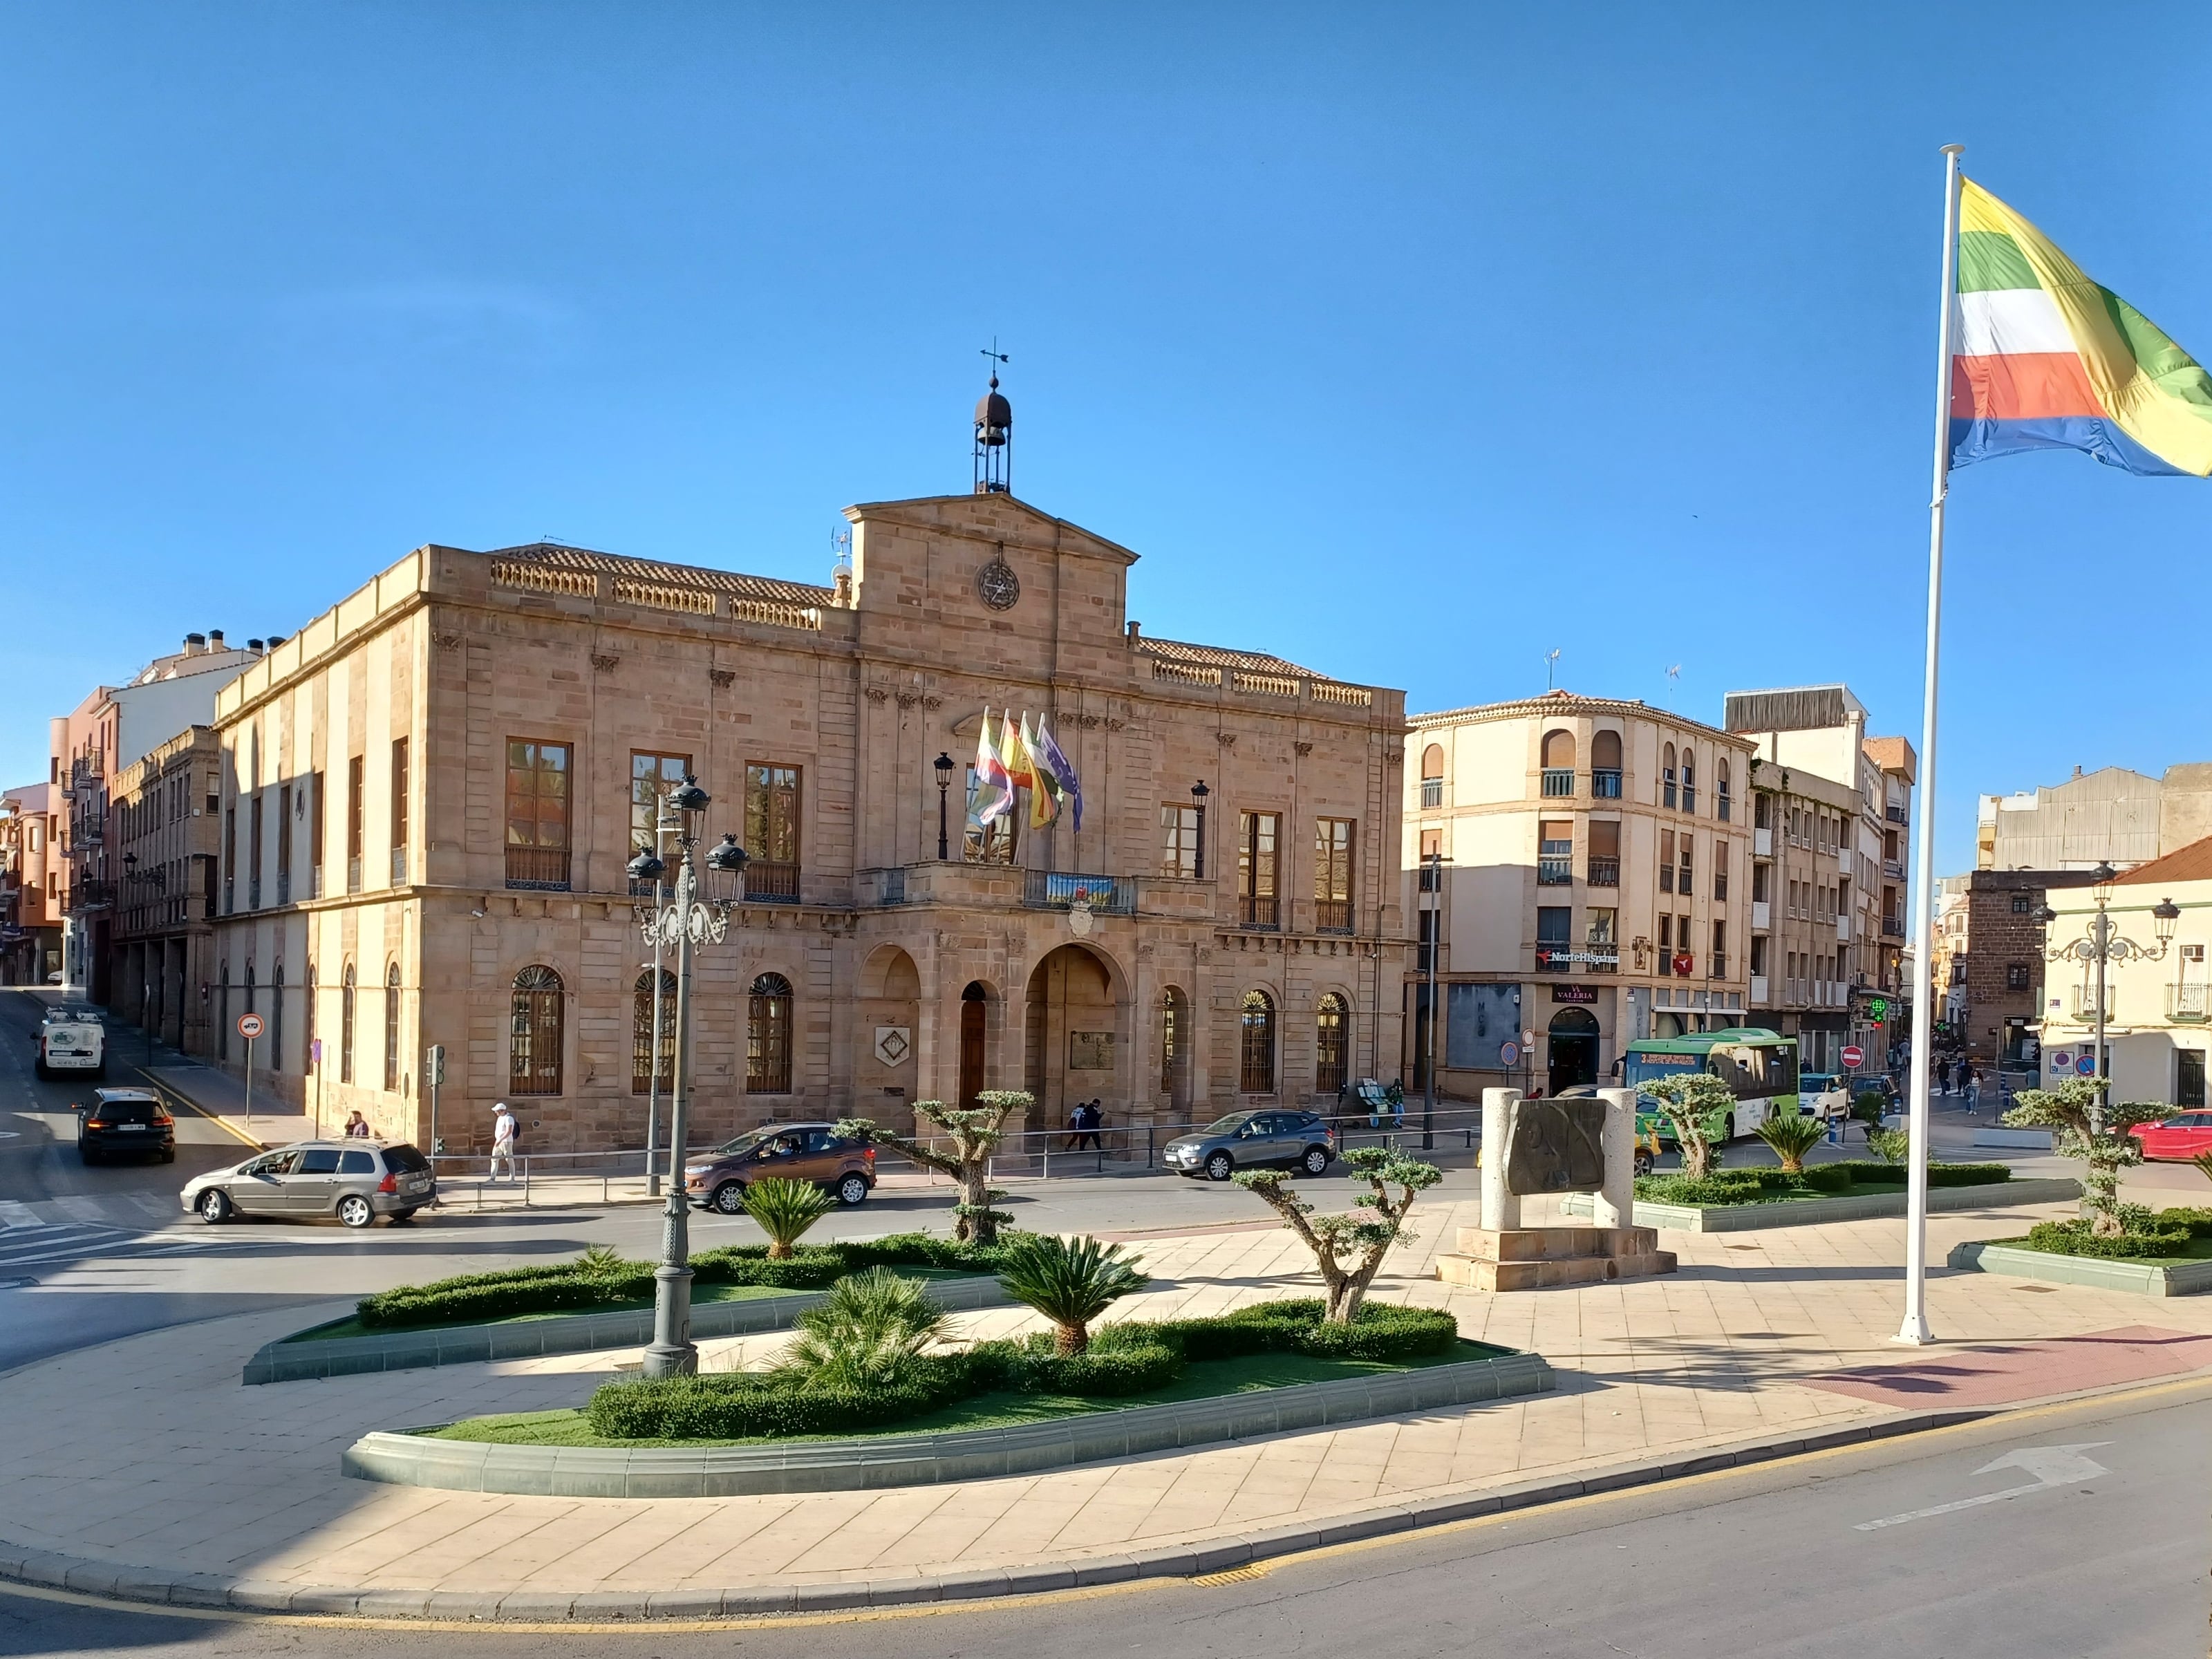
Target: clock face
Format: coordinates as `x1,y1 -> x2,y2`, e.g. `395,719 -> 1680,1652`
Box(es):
976,556 -> 1020,612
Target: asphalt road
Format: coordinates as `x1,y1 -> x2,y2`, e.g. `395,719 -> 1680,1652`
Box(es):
2,1379 -> 2203,1658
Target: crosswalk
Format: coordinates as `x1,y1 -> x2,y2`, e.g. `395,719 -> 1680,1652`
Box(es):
0,1191 -> 299,1275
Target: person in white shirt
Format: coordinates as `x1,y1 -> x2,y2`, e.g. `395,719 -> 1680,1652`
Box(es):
489,1103 -> 518,1181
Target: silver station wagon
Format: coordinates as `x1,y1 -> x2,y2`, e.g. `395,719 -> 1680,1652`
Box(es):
181,1140 -> 437,1228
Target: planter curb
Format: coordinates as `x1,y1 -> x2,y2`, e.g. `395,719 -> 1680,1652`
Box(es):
1946,1238 -> 2212,1297
1561,1177 -> 2081,1233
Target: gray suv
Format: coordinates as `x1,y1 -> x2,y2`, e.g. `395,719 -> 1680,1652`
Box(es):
1163,1110 -> 1337,1182
181,1140 -> 436,1228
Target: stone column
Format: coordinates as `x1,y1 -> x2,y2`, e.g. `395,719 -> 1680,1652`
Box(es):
1591,1085 -> 1637,1229
1479,1087 -> 1521,1231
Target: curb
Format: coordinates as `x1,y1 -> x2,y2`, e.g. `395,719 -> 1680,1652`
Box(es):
1947,1238 -> 2212,1297
1559,1177 -> 2081,1233
0,1408 -> 1989,1621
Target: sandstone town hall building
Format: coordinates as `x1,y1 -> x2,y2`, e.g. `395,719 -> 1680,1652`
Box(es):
205,394 -> 1411,1152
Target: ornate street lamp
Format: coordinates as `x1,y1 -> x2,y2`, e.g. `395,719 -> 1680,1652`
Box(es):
1190,780 -> 1210,881
934,752 -> 955,861
632,777 -> 747,1378
2042,873 -> 2177,1131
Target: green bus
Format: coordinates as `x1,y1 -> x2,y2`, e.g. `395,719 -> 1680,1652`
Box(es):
1622,1027 -> 1803,1145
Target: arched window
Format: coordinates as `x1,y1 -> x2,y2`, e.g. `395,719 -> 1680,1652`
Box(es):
1420,744 -> 1445,809
1315,993 -> 1349,1095
1662,743 -> 1678,809
1680,748 -> 1697,814
271,965 -> 285,1074
748,973 -> 794,1094
509,966 -> 563,1095
383,962 -> 402,1092
1540,730 -> 1575,797
1716,758 -> 1732,822
1591,730 -> 1623,798
1240,990 -> 1276,1094
632,968 -> 677,1094
340,963 -> 357,1083
1160,986 -> 1186,1096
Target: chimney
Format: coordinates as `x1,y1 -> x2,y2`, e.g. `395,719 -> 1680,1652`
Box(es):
247,639 -> 265,653
266,633 -> 287,648
207,630 -> 226,651
185,632 -> 206,655
1127,620 -> 1141,642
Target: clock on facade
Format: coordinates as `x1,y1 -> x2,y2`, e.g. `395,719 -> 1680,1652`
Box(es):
976,556 -> 1020,611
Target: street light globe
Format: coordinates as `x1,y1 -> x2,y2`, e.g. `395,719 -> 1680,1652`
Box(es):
626,847 -> 667,883
2153,896 -> 2181,944
704,834 -> 749,874
668,775 -> 711,814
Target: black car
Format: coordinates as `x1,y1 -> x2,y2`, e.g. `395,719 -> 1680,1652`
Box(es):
77,1088 -> 176,1164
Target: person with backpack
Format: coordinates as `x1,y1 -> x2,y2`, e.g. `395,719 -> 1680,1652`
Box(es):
489,1103 -> 518,1181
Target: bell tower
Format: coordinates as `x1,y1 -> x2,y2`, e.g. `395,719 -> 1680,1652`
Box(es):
973,346 -> 1012,495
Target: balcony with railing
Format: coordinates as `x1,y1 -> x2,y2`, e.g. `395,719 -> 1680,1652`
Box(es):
1884,857 -> 1905,879
1238,893 -> 1281,930
1537,856 -> 1573,886
1718,790 -> 1732,823
1882,915 -> 1906,940
347,854 -> 363,894
1026,870 -> 1136,916
1418,865 -> 1441,892
746,860 -> 800,903
1315,898 -> 1352,933
1587,856 -> 1620,888
1712,951 -> 1727,978
1540,768 -> 1575,798
248,874 -> 261,910
1420,778 -> 1443,809
275,871 -> 290,906
505,845 -> 572,891
1886,804 -> 1909,825
2070,985 -> 2115,1020
2168,984 -> 2209,1022
1591,768 -> 1622,799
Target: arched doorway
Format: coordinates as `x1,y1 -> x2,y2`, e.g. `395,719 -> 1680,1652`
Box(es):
1548,1006 -> 1600,1094
859,946 -> 921,1115
958,982 -> 988,1111
1024,945 -> 1120,1127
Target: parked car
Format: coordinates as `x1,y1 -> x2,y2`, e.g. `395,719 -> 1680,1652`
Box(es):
36,1005 -> 105,1080
2131,1111 -> 2212,1161
684,1123 -> 874,1214
75,1087 -> 175,1164
181,1140 -> 435,1228
1797,1072 -> 1851,1121
1163,1110 -> 1337,1182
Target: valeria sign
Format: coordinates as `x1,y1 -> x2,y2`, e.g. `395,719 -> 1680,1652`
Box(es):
1550,984 -> 1599,1004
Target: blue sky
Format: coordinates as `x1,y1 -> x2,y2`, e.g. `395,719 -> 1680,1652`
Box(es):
4,3 -> 2209,873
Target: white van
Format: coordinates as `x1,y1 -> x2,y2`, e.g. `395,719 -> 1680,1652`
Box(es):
37,1006 -> 106,1079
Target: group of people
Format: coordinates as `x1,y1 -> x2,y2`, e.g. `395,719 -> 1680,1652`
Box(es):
1933,1057 -> 1985,1112
1062,1098 -> 1106,1151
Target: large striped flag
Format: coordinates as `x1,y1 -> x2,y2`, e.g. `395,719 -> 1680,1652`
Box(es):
1021,713 -> 1060,830
1032,718 -> 1084,832
1951,179 -> 2212,476
1000,711 -> 1037,795
971,709 -> 1014,827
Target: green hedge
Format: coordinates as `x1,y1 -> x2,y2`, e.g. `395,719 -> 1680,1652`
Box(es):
1632,1160 -> 2015,1208
2025,1207 -> 2212,1259
355,1232 -> 1006,1331
583,1298 -> 1461,1442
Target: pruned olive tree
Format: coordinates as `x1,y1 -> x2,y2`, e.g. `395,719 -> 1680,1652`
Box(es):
836,1089 -> 1027,1244
1639,1071 -> 1735,1180
2003,1076 -> 2166,1237
1235,1147 -> 1441,1322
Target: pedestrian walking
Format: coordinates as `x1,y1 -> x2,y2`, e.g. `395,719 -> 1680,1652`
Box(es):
342,1109 -> 372,1139
1966,1065 -> 1983,1115
1074,1100 -> 1105,1152
1936,1058 -> 1953,1096
489,1103 -> 518,1181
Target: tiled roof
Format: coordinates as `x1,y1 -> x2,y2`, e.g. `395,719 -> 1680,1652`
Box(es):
2115,834 -> 2212,886
1137,636 -> 1316,678
484,543 -> 837,607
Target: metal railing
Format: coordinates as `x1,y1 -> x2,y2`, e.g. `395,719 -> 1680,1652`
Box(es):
1420,778 -> 1443,809
1541,768 -> 1575,798
1237,893 -> 1280,929
1314,898 -> 1351,932
505,845 -> 571,890
2169,984 -> 2209,1022
1591,769 -> 1622,799
747,860 -> 800,902
1587,856 -> 1620,887
391,846 -> 409,883
1537,856 -> 1573,885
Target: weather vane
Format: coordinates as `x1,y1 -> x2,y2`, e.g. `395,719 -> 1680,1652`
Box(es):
981,339 -> 1009,379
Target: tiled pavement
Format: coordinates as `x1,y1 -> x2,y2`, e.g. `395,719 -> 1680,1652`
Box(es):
6,1189 -> 2212,1605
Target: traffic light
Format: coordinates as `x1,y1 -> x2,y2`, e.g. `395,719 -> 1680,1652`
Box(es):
425,1044 -> 446,1086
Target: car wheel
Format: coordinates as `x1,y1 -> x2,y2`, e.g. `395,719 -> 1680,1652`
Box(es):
1205,1150 -> 1235,1182
160,1147 -> 176,1164
33,1060 -> 47,1079
79,1145 -> 100,1165
198,1188 -> 232,1225
1726,1112 -> 1739,1141
835,1173 -> 870,1207
1300,1146 -> 1331,1177
337,1194 -> 375,1229
711,1181 -> 748,1216
92,1064 -> 106,1080
1634,1148 -> 1655,1177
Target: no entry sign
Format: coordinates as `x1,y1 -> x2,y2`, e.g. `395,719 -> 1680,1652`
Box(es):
1841,1044 -> 1864,1069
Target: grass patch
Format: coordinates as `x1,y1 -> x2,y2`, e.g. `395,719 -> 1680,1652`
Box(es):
422,1340 -> 1505,1448
1633,1161 -> 2016,1208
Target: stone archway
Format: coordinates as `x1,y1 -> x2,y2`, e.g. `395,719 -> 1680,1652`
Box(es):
858,945 -> 921,1125
1024,944 -> 1125,1134
958,981 -> 991,1112
1548,1006 -> 1600,1094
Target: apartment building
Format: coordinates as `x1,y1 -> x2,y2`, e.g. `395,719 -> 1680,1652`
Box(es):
0,783 -> 62,985
106,727 -> 224,1051
1978,762 -> 2212,872
1403,692 -> 1755,1097
203,429 -> 1407,1151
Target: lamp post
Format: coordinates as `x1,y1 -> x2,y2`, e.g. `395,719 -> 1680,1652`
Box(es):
1421,848 -> 1446,1151
1190,780 -> 1210,881
626,777 -> 747,1379
935,752 -> 955,861
638,799 -> 675,1197
2040,867 -> 2178,1131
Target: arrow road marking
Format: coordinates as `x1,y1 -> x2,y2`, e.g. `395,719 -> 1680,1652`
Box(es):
1855,1443 -> 2111,1530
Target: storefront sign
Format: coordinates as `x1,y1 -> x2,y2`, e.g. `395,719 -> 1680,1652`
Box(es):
1550,984 -> 1598,1004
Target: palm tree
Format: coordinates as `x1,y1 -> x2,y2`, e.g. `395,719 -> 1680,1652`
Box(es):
740,1176 -> 837,1259
995,1233 -> 1148,1355
776,1267 -> 952,1389
1754,1111 -> 1828,1174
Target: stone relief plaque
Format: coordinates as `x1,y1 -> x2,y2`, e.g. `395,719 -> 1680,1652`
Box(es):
873,1026 -> 911,1067
1068,1031 -> 1115,1070
1505,1097 -> 1608,1195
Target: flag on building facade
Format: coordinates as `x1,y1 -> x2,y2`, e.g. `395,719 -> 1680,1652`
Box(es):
1022,713 -> 1060,830
971,709 -> 1014,826
1951,178 -> 2212,477
1032,718 -> 1083,832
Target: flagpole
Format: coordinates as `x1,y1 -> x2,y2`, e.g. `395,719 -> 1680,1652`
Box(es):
1897,142 -> 1964,1347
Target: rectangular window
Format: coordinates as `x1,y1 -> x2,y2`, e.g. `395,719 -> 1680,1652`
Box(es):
2005,963 -> 2030,991
1750,935 -> 1768,976
346,753 -> 365,893
1712,919 -> 1727,977
1421,776 -> 1443,809
1416,907 -> 1437,973
1659,830 -> 1675,894
248,792 -> 264,909
2011,893 -> 2034,915
1418,827 -> 1442,891
390,738 -> 410,883
276,782 -> 292,904
1237,811 -> 1280,929
630,751 -> 691,865
1313,818 -> 1354,930
744,763 -> 803,901
223,805 -> 236,913
1712,838 -> 1728,901
1678,915 -> 1692,971
1536,906 -> 1571,969
1658,913 -> 1672,953
1588,819 -> 1620,888
504,739 -> 572,890
964,767 -> 1018,865
308,772 -> 325,899
1159,803 -> 1203,880
1538,818 -> 1573,886
1752,861 -> 1770,903
1678,835 -> 1693,897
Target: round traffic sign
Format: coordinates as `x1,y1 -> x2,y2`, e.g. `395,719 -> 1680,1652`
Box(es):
2075,1053 -> 2097,1076
236,1013 -> 265,1040
1841,1044 -> 1864,1069
1499,1040 -> 1521,1068
1521,1029 -> 1536,1049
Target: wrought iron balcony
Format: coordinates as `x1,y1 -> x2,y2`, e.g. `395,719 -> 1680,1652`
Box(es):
504,845 -> 572,891
746,860 -> 800,903
1587,856 -> 1620,888
1591,769 -> 1622,799
1537,856 -> 1573,885
2168,984 -> 2208,1022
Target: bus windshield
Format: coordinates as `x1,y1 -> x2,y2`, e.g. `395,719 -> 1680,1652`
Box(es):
1624,1030 -> 1798,1103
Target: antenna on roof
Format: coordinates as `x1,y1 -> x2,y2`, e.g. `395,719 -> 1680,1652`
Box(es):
1544,647 -> 1562,691
1664,664 -> 1682,707
974,342 -> 1013,496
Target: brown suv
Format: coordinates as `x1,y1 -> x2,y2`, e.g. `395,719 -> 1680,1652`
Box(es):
684,1122 -> 875,1215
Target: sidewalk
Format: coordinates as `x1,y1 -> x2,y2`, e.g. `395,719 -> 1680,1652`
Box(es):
5,1188 -> 2212,1619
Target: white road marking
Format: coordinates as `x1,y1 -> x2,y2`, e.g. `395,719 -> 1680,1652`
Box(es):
1855,1443 -> 2112,1531
0,1201 -> 43,1230
50,1196 -> 113,1226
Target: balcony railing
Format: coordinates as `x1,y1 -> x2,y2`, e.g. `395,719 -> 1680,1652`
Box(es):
505,845 -> 572,891
1682,786 -> 1696,814
1537,856 -> 1573,885
347,855 -> 362,894
1717,791 -> 1732,823
1886,805 -> 1909,825
2070,986 -> 2115,1020
1025,870 -> 1135,916
1540,768 -> 1575,798
1418,865 -> 1441,892
746,860 -> 800,903
1712,952 -> 1727,977
1587,856 -> 1620,888
310,865 -> 324,900
1591,769 -> 1622,799
1420,778 -> 1443,809
1315,898 -> 1352,933
1882,915 -> 1906,940
276,871 -> 290,906
1884,857 -> 1905,879
879,867 -> 907,905
1238,893 -> 1281,930
2169,984 -> 2208,1022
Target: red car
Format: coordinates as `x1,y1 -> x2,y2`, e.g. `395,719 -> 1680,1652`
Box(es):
2130,1112 -> 2212,1161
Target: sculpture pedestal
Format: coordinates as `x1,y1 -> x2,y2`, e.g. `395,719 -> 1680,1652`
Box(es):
1436,1224 -> 1676,1292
